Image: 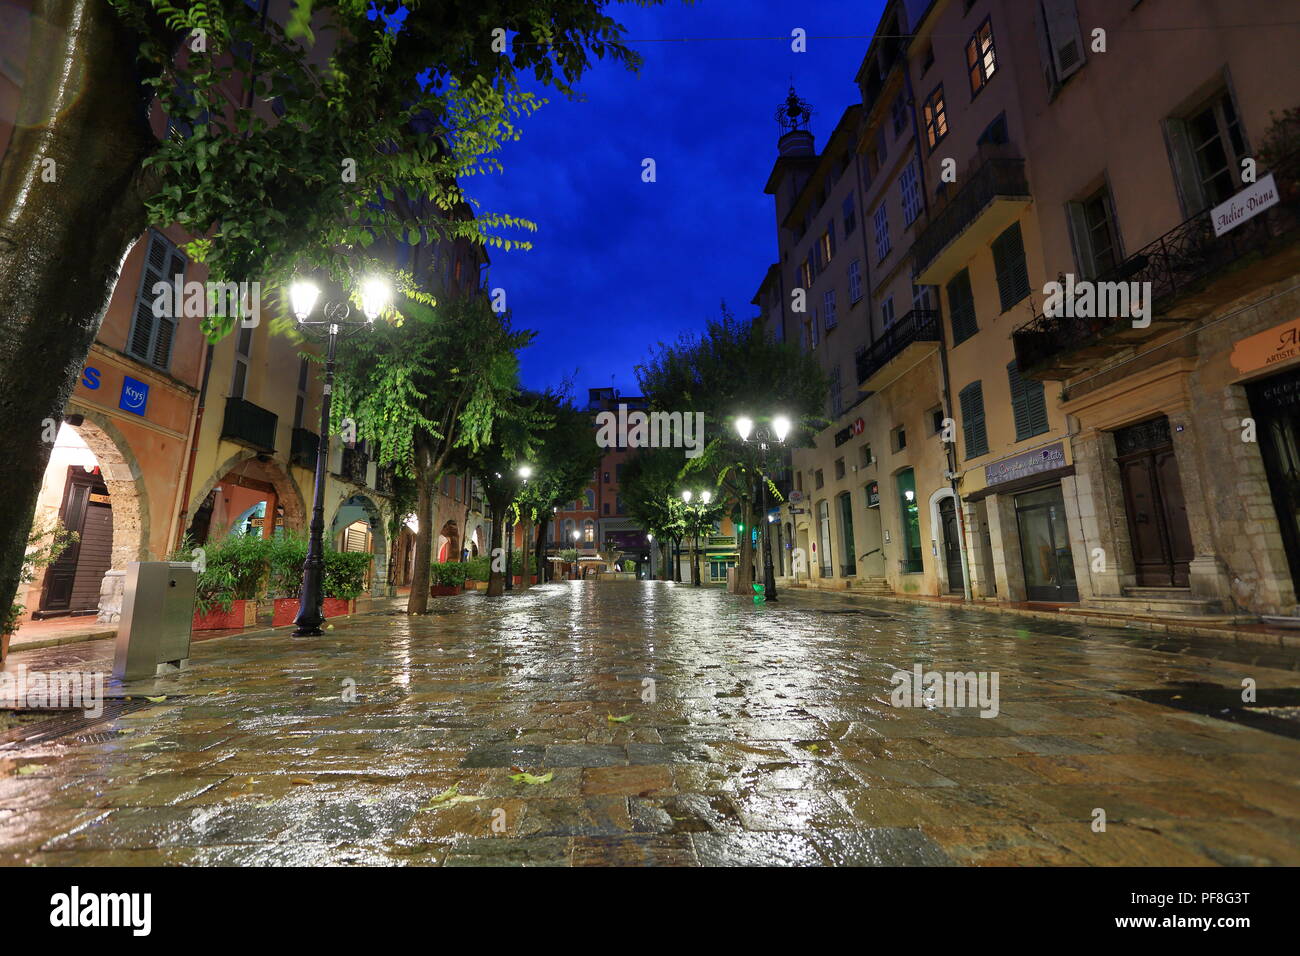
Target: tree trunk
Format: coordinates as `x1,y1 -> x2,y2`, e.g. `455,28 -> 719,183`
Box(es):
406,457 -> 439,614
486,509 -> 505,596
534,515 -> 549,582
735,497 -> 756,595
659,541 -> 670,580
386,521 -> 401,595
0,0 -> 156,655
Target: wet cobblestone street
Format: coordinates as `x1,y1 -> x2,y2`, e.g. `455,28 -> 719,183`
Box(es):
3,581 -> 1299,866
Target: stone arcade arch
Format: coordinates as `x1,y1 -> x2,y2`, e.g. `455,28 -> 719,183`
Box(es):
187,452 -> 307,543
65,409 -> 149,623
330,493 -> 389,597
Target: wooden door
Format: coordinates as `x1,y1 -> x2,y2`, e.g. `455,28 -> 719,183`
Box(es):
1115,418 -> 1192,587
940,497 -> 964,593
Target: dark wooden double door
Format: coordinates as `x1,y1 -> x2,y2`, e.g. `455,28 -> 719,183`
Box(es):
40,467 -> 113,614
1114,417 -> 1193,588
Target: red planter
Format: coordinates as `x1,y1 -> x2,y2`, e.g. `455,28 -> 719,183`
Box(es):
272,597 -> 354,627
193,600 -> 256,631
512,574 -> 539,587
429,585 -> 460,596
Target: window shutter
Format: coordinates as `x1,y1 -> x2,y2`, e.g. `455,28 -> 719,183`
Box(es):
1162,116 -> 1208,218
1064,201 -> 1095,278
1008,361 -> 1048,440
152,248 -> 186,369
946,270 -> 978,345
127,233 -> 167,363
959,382 -> 988,459
1034,1 -> 1058,92
992,222 -> 1030,311
1042,0 -> 1085,82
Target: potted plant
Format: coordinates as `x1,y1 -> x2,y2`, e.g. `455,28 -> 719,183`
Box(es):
323,549 -> 371,616
189,532 -> 269,630
462,554 -> 491,590
429,560 -> 468,596
560,547 -> 579,581
268,533 -> 309,627
2,520 -> 77,662
510,549 -> 537,587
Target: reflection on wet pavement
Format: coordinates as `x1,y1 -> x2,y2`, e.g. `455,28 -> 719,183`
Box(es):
2,581 -> 1298,866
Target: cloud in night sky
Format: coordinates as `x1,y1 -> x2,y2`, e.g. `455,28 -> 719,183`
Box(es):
465,0 -> 887,396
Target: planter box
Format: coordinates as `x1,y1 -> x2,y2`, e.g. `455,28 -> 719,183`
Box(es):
193,599 -> 256,631
512,574 -> 539,587
429,585 -> 460,597
273,597 -> 355,627
463,580 -> 488,591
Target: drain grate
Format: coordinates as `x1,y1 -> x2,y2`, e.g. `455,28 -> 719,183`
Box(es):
0,697 -> 168,750
1119,684 -> 1300,740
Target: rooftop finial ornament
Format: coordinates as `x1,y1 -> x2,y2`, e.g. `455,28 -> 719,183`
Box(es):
776,86 -> 812,135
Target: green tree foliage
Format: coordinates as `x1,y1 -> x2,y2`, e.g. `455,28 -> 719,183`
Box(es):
636,306 -> 827,592
331,291 -> 532,613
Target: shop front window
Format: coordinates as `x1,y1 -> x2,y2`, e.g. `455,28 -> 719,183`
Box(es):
1014,485 -> 1078,602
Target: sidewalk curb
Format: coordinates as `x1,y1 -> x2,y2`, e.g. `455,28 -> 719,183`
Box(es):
785,584 -> 1300,650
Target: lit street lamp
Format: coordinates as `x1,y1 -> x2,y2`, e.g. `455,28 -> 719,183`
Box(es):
736,414 -> 790,603
290,276 -> 391,636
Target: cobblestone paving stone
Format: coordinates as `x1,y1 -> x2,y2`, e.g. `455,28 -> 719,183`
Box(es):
2,582 -> 1299,866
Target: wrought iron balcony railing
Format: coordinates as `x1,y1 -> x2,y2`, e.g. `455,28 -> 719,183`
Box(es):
221,397 -> 277,453
912,148 -> 1030,278
856,309 -> 942,386
336,446 -> 370,487
1013,155 -> 1300,377
290,427 -> 319,470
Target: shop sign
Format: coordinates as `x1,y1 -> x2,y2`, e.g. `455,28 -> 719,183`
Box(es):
119,376 -> 149,416
985,442 -> 1065,487
1211,173 -> 1279,237
1231,317 -> 1300,374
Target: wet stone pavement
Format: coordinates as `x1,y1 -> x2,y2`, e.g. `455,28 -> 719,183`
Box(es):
2,582 -> 1299,866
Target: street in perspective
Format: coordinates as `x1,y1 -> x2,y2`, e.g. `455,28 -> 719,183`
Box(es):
1,0 -> 1298,931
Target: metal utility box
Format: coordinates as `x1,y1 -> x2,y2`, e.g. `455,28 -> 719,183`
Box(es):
112,561 -> 198,682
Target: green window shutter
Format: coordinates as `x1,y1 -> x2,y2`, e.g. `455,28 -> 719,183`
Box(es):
127,231 -> 186,370
1008,361 -> 1048,440
992,222 -> 1030,311
946,269 -> 978,345
1064,201 -> 1095,278
959,381 -> 988,459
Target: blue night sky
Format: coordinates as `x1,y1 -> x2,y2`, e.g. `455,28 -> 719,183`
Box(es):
467,0 -> 887,397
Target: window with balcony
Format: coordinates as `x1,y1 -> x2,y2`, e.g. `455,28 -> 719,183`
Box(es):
873,204 -> 891,262
1066,183 -> 1121,278
922,84 -> 948,150
1166,88 -> 1250,214
967,18 -> 998,96
947,269 -> 978,345
843,196 -> 857,236
992,221 -> 1030,311
958,381 -> 989,458
126,230 -> 185,372
881,295 -> 895,330
824,289 -> 837,329
1008,361 -> 1049,441
900,159 -> 922,226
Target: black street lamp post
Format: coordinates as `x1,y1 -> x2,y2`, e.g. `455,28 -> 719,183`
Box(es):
735,415 -> 791,603
290,278 -> 390,636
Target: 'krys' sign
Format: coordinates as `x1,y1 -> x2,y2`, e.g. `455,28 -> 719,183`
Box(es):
985,442 -> 1065,487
